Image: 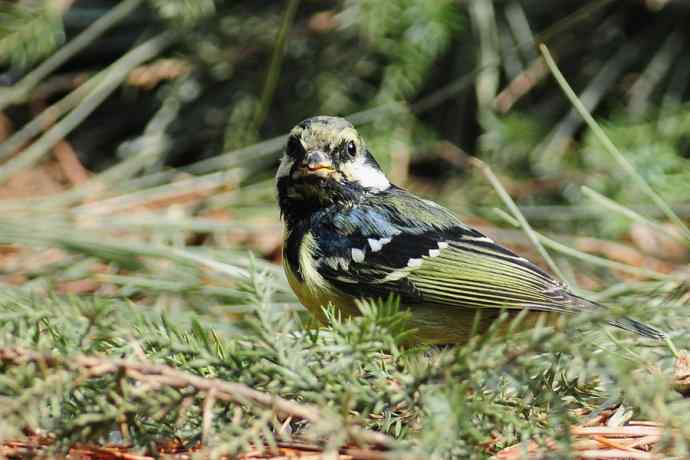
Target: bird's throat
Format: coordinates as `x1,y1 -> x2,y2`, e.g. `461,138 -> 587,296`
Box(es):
277,175 -> 365,226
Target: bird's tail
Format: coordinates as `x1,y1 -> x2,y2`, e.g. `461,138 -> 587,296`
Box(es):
570,294 -> 666,340
608,316 -> 666,340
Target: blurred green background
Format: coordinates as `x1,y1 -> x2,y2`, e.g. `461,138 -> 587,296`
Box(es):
2,0 -> 689,295
0,0 -> 690,246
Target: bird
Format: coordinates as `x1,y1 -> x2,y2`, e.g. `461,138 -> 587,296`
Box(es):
275,115 -> 664,344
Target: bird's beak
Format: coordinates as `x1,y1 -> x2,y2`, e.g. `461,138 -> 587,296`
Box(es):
300,151 -> 335,177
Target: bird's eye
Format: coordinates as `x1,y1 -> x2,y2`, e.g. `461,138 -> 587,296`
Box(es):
287,136 -> 304,158
346,141 -> 357,158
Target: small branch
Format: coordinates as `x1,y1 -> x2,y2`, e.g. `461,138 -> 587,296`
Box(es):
0,347 -> 395,450
202,388 -> 216,444
53,140 -> 89,185
116,372 -> 132,442
495,57 -> 548,113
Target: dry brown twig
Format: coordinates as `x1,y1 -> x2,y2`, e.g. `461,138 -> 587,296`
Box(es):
494,418 -> 666,460
2,438 -> 393,460
0,347 -> 395,451
495,57 -> 549,113
0,346 -> 679,459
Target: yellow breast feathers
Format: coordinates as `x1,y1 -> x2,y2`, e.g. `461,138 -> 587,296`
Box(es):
284,231 -> 358,321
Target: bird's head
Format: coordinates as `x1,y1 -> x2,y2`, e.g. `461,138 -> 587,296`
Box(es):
276,116 -> 390,220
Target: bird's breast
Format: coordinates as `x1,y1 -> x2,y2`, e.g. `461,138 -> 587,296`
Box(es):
283,229 -> 359,321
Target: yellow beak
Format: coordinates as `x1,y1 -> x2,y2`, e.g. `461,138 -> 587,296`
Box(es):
301,151 -> 335,176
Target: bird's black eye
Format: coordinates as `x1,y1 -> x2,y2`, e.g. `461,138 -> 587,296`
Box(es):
346,141 -> 357,158
286,136 -> 303,158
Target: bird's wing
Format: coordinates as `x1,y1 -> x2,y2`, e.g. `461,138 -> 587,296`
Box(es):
310,187 -> 665,339
313,189 -> 577,314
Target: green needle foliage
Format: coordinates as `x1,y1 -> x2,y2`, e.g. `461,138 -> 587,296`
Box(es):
0,283 -> 688,458
0,1 -> 64,69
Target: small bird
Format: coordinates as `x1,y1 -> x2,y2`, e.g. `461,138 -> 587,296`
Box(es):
276,115 -> 664,344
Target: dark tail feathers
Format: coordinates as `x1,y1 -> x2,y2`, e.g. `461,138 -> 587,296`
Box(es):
608,317 -> 666,340
570,294 -> 666,340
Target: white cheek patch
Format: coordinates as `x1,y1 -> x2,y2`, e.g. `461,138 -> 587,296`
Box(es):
340,157 -> 390,191
367,237 -> 392,252
276,155 -> 294,179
